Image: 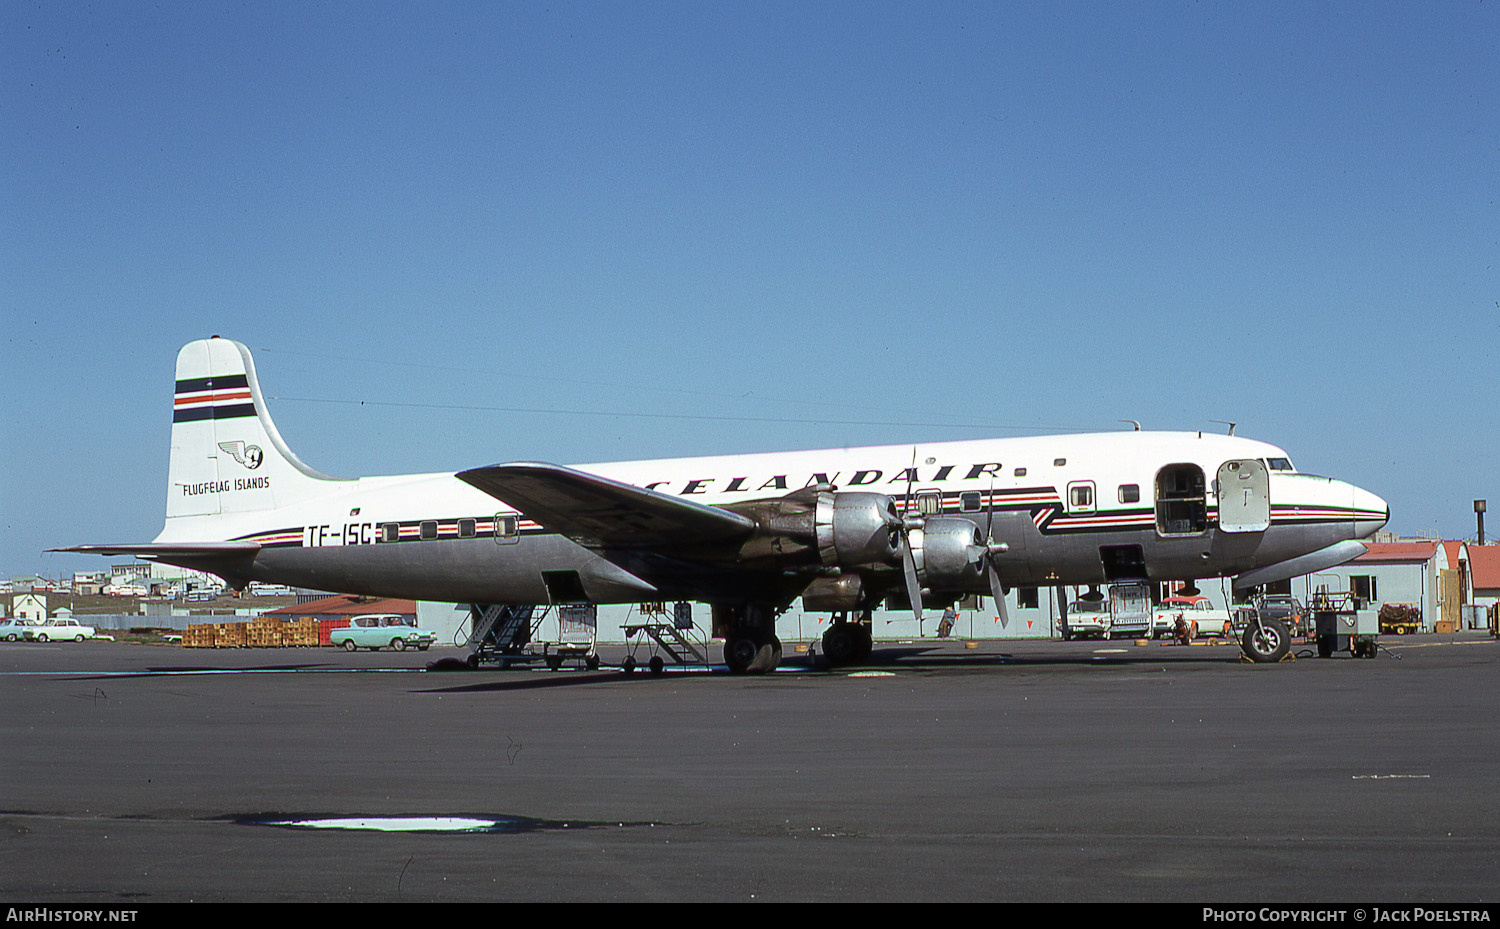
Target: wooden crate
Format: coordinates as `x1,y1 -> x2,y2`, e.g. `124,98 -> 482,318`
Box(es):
214,622 -> 249,648
183,624 -> 216,648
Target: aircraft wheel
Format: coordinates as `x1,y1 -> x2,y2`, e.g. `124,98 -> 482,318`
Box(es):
586,654 -> 600,670
1241,617 -> 1290,663
851,625 -> 872,663
724,633 -> 779,674
822,625 -> 858,667
344,640 -> 357,652
724,634 -> 761,674
466,653 -> 480,669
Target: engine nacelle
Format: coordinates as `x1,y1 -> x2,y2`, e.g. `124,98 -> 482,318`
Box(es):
916,517 -> 986,588
800,574 -> 865,612
728,487 -> 904,569
816,492 -> 903,567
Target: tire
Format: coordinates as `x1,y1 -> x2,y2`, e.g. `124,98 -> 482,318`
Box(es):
392,638 -> 406,651
75,635 -> 86,642
622,655 -> 637,674
343,639 -> 357,652
724,635 -> 761,674
649,655 -> 665,675
37,634 -> 50,643
821,625 -> 858,667
851,626 -> 872,663
1241,617 -> 1291,663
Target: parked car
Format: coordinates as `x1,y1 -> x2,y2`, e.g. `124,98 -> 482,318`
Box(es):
28,617 -> 99,642
329,614 -> 436,652
1,618 -> 34,642
1153,596 -> 1236,638
1063,599 -> 1111,640
1254,594 -> 1306,634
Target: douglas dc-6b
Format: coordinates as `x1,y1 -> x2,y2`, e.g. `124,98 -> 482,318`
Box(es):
61,337 -> 1388,672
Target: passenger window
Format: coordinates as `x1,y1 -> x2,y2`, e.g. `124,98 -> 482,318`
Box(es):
916,490 -> 943,516
1067,481 -> 1096,514
495,514 -> 520,544
419,520 -> 437,541
1013,467 -> 1027,477
458,518 -> 476,539
381,522 -> 401,543
959,491 -> 981,513
1118,484 -> 1140,504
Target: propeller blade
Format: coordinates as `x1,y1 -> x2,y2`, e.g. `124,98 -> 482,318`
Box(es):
899,532 -> 923,623
988,561 -> 1010,630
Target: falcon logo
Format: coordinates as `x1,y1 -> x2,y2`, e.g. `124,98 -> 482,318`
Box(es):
217,441 -> 264,470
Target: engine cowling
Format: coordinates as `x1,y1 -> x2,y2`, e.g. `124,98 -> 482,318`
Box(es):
914,517 -> 987,588
815,492 -> 904,567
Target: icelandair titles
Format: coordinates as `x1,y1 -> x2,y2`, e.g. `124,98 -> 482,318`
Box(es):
642,463 -> 1006,495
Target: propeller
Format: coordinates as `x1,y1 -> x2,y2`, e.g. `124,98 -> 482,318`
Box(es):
897,446 -> 924,623
981,478 -> 1011,629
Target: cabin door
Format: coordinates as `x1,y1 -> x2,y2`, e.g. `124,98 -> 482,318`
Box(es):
1216,459 -> 1270,533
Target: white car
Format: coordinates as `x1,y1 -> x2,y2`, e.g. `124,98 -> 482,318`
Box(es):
28,618 -> 99,642
329,614 -> 436,652
1,618 -> 34,642
1063,600 -> 1111,640
1153,597 -> 1236,638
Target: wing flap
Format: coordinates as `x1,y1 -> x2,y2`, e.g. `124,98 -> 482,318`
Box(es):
456,462 -> 756,548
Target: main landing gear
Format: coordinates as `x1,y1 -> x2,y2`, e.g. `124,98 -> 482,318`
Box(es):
716,602 -> 784,675
820,610 -> 873,667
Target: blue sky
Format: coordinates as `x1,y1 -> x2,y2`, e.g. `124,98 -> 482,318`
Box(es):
3,1 -> 1496,578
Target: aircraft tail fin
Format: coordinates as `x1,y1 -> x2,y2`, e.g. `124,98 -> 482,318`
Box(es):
166,337 -> 347,521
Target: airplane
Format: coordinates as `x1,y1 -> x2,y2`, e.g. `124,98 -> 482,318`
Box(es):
59,337 -> 1390,672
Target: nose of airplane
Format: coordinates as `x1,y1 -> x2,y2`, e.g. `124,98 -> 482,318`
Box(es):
1350,483 -> 1389,539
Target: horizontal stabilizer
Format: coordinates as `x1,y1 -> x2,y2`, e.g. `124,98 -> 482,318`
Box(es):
1232,540 -> 1368,593
456,462 -> 757,548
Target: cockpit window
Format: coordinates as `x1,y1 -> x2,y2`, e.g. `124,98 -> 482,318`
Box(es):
1264,458 -> 1295,472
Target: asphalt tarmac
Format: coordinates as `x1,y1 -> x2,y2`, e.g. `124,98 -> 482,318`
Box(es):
2,632 -> 1498,903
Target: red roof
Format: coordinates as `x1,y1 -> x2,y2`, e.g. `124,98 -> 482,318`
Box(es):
1353,541 -> 1439,564
1468,545 -> 1500,589
264,594 -> 417,617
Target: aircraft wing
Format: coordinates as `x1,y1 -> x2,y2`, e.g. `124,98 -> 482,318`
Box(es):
52,542 -> 263,559
456,462 -> 758,549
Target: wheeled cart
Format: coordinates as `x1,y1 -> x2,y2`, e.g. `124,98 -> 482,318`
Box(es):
622,602 -> 708,675
1309,590 -> 1381,659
